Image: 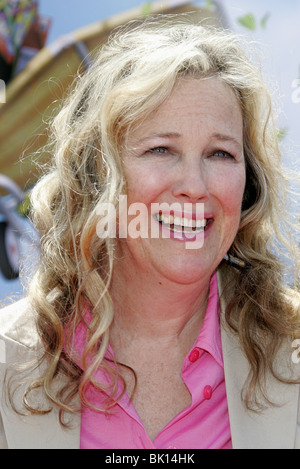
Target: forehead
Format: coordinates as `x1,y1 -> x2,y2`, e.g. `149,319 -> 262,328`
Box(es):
129,77 -> 243,142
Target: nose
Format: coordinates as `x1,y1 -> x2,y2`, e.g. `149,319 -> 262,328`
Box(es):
171,157 -> 209,203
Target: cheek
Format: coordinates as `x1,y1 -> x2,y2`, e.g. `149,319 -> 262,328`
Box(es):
125,166 -> 169,206
226,184 -> 245,216
213,169 -> 246,217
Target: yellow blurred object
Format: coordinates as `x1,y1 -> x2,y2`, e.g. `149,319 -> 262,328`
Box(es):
0,1 -> 223,190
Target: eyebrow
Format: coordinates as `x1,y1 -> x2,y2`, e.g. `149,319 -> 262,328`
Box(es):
211,133 -> 243,149
135,131 -> 243,150
136,132 -> 181,143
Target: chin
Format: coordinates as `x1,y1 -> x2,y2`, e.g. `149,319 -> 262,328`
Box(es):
155,256 -> 216,286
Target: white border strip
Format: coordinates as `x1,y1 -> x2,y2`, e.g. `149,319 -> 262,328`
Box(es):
0,339 -> 6,364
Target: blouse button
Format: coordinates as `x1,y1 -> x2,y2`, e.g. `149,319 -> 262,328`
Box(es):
188,348 -> 200,362
203,385 -> 213,400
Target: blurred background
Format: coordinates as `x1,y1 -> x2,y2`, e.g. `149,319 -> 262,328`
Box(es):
0,0 -> 299,303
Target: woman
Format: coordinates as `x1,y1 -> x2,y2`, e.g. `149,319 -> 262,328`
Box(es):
0,16 -> 299,449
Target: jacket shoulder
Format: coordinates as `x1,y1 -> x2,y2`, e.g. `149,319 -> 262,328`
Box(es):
0,297 -> 39,350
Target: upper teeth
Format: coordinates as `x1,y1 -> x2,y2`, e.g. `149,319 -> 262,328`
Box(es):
156,213 -> 207,231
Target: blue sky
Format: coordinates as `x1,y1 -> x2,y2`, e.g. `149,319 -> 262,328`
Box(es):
225,0 -> 300,169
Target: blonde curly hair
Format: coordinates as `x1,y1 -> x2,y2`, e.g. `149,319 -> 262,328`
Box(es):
14,16 -> 300,421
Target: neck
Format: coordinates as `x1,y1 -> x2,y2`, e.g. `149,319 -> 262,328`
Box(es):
109,261 -> 211,344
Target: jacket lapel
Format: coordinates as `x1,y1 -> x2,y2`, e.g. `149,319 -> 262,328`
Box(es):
0,298 -> 81,449
217,267 -> 300,449
1,401 -> 81,449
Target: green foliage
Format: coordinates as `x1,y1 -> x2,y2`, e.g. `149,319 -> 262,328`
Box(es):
237,13 -> 256,31
141,2 -> 152,17
204,0 -> 214,10
17,192 -> 31,217
237,12 -> 270,31
277,128 -> 288,141
260,12 -> 270,29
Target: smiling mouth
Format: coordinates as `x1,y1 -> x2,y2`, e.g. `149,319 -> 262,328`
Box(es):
154,212 -> 210,234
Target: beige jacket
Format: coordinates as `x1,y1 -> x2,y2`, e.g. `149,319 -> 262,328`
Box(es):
0,268 -> 299,449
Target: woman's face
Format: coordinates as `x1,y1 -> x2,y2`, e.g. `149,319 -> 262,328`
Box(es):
118,77 -> 246,285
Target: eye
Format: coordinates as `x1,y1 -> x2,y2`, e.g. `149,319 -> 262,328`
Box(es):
212,150 -> 234,159
148,147 -> 168,154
